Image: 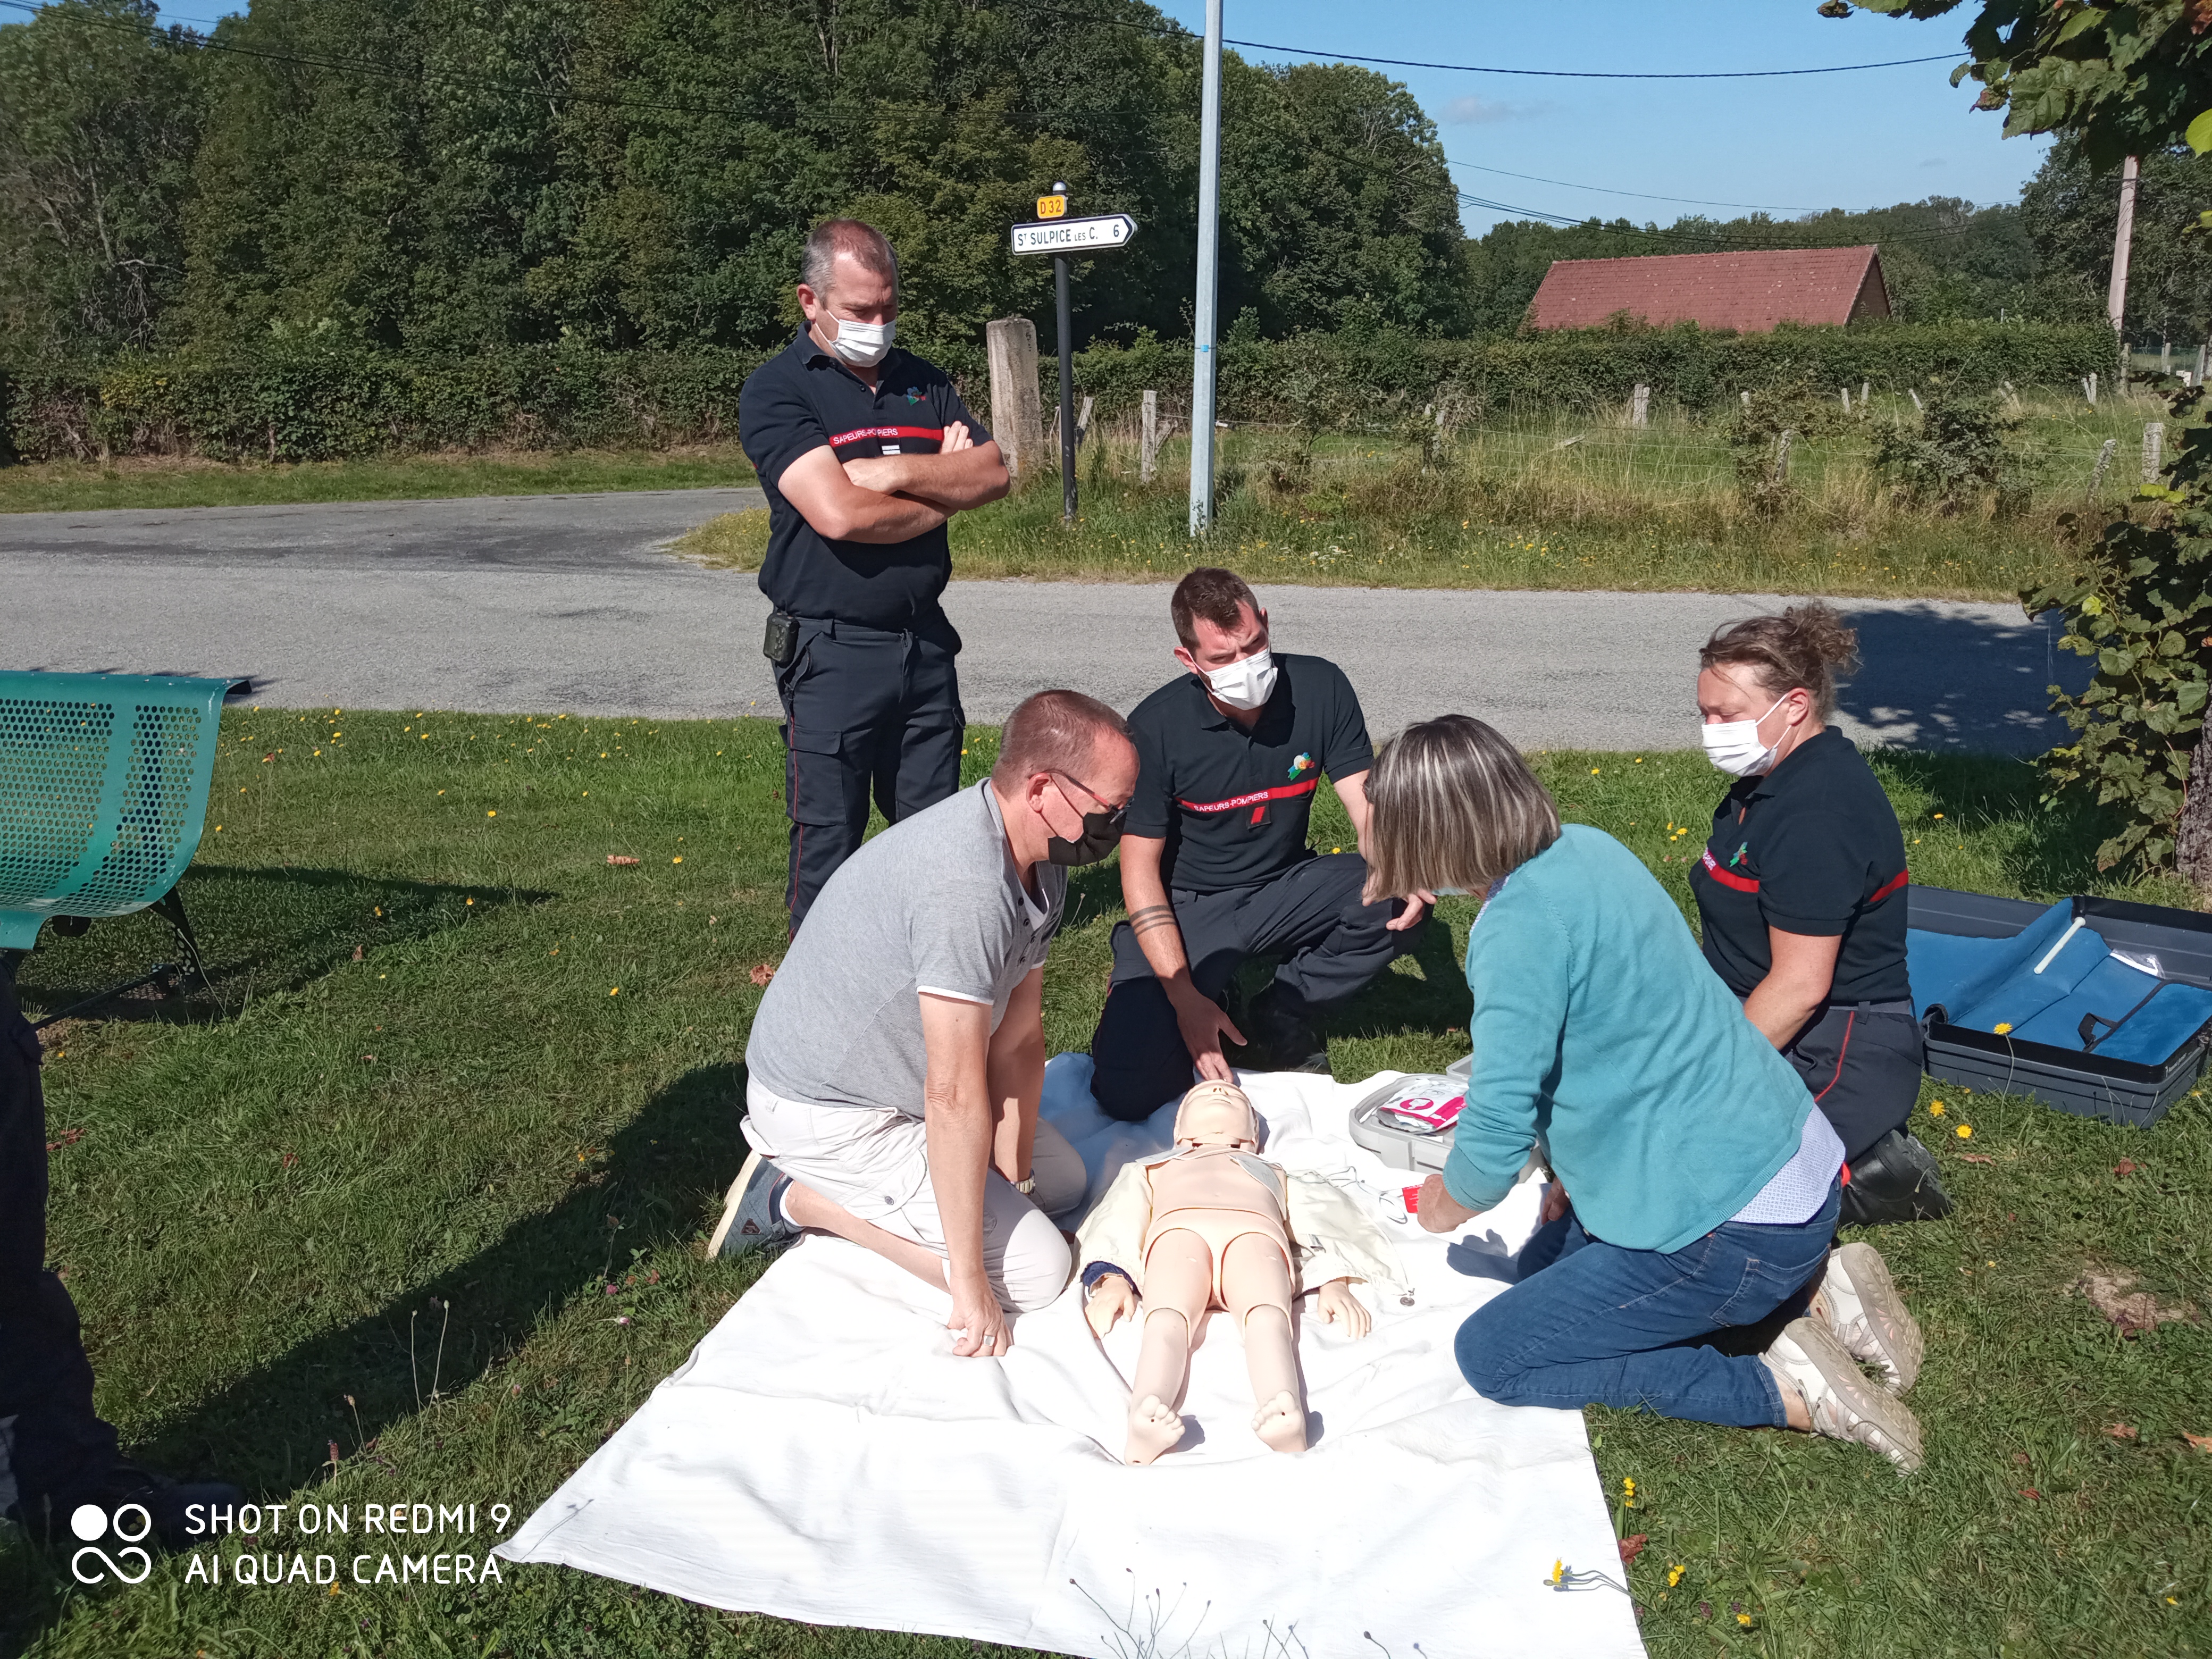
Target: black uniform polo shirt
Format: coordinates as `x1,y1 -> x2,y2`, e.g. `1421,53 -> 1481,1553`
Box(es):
1689,724 -> 1912,1004
738,330 -> 991,630
1125,653 -> 1375,895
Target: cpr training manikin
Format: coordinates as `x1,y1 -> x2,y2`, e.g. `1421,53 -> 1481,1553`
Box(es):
1076,1080 -> 1409,1464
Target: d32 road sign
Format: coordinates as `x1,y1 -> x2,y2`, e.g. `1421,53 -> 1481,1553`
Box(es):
1010,213 -> 1138,256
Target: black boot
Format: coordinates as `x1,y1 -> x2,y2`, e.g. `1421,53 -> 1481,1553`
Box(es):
1838,1130 -> 1953,1227
20,1462 -> 246,1552
1243,984 -> 1329,1074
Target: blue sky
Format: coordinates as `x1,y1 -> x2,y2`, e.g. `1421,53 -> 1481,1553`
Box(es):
1151,0 -> 2053,233
144,0 -> 2051,233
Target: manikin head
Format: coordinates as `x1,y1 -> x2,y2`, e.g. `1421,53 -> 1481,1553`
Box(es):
1172,1080 -> 1261,1150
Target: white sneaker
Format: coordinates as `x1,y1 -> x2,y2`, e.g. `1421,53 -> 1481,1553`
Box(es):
1764,1317 -> 1923,1473
1812,1241 -> 1923,1394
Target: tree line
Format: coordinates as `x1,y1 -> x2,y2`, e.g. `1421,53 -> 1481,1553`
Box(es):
2,0 -> 2207,377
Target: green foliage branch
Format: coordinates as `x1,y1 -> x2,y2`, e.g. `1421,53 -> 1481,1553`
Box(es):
1869,376 -> 2027,512
2023,380 -> 2212,870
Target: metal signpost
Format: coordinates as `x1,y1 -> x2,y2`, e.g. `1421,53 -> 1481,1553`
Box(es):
1188,0 -> 1225,535
1009,186 -> 1139,524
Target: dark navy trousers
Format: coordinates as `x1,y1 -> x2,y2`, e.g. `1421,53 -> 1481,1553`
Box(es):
0,965 -> 119,1523
1087,853 -> 1418,1120
775,613 -> 966,935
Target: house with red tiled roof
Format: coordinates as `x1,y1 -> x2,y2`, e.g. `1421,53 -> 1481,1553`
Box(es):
1526,246 -> 1891,333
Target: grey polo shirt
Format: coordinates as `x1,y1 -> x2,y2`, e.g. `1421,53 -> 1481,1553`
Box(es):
745,780 -> 1064,1115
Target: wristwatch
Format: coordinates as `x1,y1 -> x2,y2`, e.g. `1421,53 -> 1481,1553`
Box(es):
1013,1175 -> 1037,1194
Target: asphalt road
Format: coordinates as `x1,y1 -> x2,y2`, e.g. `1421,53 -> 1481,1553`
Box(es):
2,488 -> 2084,752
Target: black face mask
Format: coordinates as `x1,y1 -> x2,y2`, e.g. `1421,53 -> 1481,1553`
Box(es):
1046,805 -> 1126,867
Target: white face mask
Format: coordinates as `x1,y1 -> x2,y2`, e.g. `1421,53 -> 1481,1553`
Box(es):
1700,694 -> 1791,778
1203,648 -> 1277,711
826,313 -> 894,367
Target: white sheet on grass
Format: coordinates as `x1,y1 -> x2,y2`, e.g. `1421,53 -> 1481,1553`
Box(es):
498,1057 -> 1646,1659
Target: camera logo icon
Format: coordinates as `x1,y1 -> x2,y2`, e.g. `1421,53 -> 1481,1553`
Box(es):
70,1502 -> 154,1585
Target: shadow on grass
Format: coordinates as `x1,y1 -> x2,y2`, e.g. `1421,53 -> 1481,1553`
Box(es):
1323,916 -> 1473,1047
11,867 -> 551,1026
129,1060 -> 746,1495
1871,751 -> 2141,899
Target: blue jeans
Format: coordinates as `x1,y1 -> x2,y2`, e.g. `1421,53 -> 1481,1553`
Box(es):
1454,1179 -> 1840,1429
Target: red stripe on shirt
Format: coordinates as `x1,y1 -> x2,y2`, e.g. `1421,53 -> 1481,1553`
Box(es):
1698,846 -> 1759,892
1869,869 -> 1909,905
827,424 -> 944,447
1177,778 -> 1320,814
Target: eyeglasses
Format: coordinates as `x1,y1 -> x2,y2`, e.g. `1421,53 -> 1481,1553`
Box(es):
1050,769 -> 1130,830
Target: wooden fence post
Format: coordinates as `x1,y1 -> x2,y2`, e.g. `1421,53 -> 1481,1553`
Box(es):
2092,437 -> 2117,491
1860,379 -> 1870,406
2144,422 -> 2165,482
1139,390 -> 1160,484
985,318 -> 1045,482
1630,383 -> 1649,428
1774,429 -> 1795,482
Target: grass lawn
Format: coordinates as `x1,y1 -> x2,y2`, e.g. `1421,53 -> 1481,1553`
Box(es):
0,445 -> 758,514
3,711 -> 2210,1658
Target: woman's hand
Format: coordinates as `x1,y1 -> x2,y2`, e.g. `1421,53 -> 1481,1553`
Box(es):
1539,1181 -> 1571,1228
1415,1172 -> 1479,1234
1084,1272 -> 1137,1337
1315,1278 -> 1371,1339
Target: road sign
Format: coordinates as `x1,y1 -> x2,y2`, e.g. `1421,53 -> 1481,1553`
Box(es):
1036,193 -> 1067,219
1010,213 -> 1137,256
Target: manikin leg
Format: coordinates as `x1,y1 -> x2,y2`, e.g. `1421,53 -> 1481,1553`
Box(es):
1126,1230 -> 1212,1464
1222,1233 -> 1306,1453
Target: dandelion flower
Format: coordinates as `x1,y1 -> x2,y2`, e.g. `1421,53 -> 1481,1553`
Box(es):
1331,846 -> 1342,854
1956,1124 -> 1973,1138
1993,1022 -> 2013,1034
1737,1613 -> 1752,1628
1668,1565 -> 1685,1588
487,809 -> 497,817
1590,767 -> 1601,775
1929,1101 -> 1945,1117
673,856 -> 683,864
1932,812 -> 1944,820
610,987 -> 620,996
465,898 -> 474,906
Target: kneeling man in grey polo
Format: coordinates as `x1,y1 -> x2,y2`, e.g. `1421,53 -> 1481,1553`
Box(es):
720,688 -> 1138,1358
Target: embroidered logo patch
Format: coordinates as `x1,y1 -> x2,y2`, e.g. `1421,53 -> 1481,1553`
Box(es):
1287,752 -> 1315,780
903,388 -> 924,404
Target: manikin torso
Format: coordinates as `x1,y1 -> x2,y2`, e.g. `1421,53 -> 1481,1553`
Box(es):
1147,1144 -> 1285,1220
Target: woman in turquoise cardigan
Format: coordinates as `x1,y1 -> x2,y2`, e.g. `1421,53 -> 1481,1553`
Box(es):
1364,715 -> 1925,1470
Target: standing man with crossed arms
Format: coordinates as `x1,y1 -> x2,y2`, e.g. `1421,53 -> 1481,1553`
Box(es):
740,218 -> 1010,933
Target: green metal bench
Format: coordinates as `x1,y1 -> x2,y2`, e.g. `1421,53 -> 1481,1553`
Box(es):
1,671 -> 236,1024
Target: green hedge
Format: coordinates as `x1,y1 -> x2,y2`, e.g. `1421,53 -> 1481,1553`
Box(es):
2,321 -> 2117,464
1066,320 -> 2119,426
4,339 -> 774,464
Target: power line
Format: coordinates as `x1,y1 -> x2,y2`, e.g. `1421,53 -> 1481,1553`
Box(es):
1006,1 -> 1959,79
1446,158 -> 1822,214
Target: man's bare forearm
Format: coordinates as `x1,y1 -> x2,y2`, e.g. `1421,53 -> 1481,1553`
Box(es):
986,1030 -> 1044,1182
845,448 -> 1008,512
924,1086 -> 994,1289
1121,851 -> 1202,1001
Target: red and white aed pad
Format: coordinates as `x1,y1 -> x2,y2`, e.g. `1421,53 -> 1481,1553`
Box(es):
1348,1075 -> 1465,1174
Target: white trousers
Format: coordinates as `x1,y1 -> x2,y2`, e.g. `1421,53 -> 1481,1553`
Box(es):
741,1077 -> 1085,1312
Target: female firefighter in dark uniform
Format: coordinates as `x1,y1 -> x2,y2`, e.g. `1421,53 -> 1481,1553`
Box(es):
1689,605 -> 1950,1227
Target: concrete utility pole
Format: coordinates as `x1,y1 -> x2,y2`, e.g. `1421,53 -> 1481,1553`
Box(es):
2108,154 -> 2139,381
1187,0 -> 1224,537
